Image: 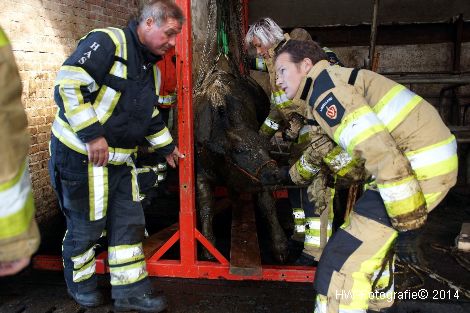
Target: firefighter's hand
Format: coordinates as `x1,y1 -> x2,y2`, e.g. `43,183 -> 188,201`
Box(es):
0,258 -> 30,277
165,146 -> 185,168
86,136 -> 109,166
395,228 -> 423,265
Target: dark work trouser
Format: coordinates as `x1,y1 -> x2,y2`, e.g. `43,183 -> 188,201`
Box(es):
48,136 -> 151,299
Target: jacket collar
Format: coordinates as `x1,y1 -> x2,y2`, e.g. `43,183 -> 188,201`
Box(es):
293,60 -> 331,103
128,20 -> 162,64
268,33 -> 290,59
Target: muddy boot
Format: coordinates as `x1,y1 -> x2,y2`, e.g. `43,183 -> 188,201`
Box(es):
114,293 -> 168,313
293,252 -> 318,266
67,289 -> 104,308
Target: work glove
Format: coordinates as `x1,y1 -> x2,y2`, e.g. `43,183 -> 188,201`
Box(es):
279,166 -> 294,185
282,112 -> 305,142
394,228 -> 423,265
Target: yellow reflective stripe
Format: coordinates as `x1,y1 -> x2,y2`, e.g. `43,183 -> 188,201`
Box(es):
108,243 -> 144,265
413,154 -> 458,180
0,27 -> 9,47
377,176 -> 421,202
146,127 -> 173,148
334,106 -> 385,154
71,247 -> 95,269
55,65 -> 98,90
297,125 -> 311,143
66,107 -> 99,132
295,155 -> 320,180
0,165 -> 35,239
406,135 -> 457,179
344,231 -> 397,310
255,57 -> 267,71
158,93 -> 177,105
382,192 -> 425,217
110,260 -> 148,286
152,107 -> 160,118
272,90 -> 291,108
374,84 -> 422,131
73,258 -> 96,282
424,192 -> 442,208
292,209 -> 305,219
324,146 -> 354,175
129,161 -> 139,201
153,64 -> 161,95
314,295 -> 327,313
262,117 -> 279,131
88,164 -> 108,221
93,85 -> 121,123
52,117 -> 137,164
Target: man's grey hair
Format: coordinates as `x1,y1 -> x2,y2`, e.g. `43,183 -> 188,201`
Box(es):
139,0 -> 185,26
245,17 -> 284,48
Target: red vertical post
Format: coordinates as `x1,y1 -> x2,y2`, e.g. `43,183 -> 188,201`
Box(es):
175,0 -> 197,267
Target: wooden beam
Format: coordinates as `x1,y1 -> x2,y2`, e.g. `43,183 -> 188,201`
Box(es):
143,223 -> 179,259
230,195 -> 262,276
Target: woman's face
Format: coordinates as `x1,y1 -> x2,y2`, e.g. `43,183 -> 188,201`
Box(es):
252,36 -> 270,59
275,52 -> 311,99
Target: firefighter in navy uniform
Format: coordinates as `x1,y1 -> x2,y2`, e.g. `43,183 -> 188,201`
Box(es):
48,1 -> 185,312
245,18 -> 354,265
274,39 -> 457,313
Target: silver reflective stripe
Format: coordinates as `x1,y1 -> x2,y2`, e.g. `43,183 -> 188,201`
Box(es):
263,118 -> 280,130
73,260 -> 96,282
272,91 -> 290,107
55,66 -> 98,92
375,87 -> 419,130
66,107 -> 98,130
158,94 -> 177,104
0,161 -> 32,218
406,137 -> 457,169
299,155 -> 320,176
89,164 -> 108,221
94,86 -> 119,122
146,127 -> 173,148
110,261 -> 148,286
108,244 -> 144,265
378,178 -> 421,202
293,211 -> 305,219
337,110 -> 383,153
71,247 -> 95,269
153,64 -> 161,95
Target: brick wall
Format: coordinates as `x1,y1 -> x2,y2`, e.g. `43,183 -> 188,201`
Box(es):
0,0 -> 140,222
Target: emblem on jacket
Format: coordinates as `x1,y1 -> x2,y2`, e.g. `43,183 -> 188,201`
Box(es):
315,92 -> 344,127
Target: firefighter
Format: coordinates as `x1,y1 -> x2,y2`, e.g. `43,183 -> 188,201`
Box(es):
48,1 -> 185,312
0,27 -> 40,277
274,39 -> 457,312
245,17 -> 350,265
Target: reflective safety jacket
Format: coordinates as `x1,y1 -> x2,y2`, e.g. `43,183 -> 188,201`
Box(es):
292,60 -> 458,231
0,27 -> 39,262
155,47 -> 177,109
52,21 -> 175,162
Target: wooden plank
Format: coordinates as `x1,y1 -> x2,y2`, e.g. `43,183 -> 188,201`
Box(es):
457,223 -> 470,252
143,223 -> 179,259
230,194 -> 262,276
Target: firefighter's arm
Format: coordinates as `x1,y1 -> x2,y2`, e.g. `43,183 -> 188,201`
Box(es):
312,85 -> 426,231
55,31 -> 116,143
259,107 -> 282,138
145,105 -> 177,160
0,28 -> 39,269
288,131 -> 335,185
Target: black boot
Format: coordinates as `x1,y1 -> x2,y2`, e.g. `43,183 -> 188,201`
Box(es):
67,289 -> 104,307
293,252 -> 318,266
114,293 -> 168,313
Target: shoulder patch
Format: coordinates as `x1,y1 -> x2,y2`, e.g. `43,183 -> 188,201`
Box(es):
315,92 -> 344,127
309,70 -> 335,107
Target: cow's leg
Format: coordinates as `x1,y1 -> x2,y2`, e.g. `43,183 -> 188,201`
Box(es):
196,173 -> 216,260
257,191 -> 288,263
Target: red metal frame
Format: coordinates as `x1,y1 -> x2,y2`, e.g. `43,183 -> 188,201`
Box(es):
33,0 -> 315,283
